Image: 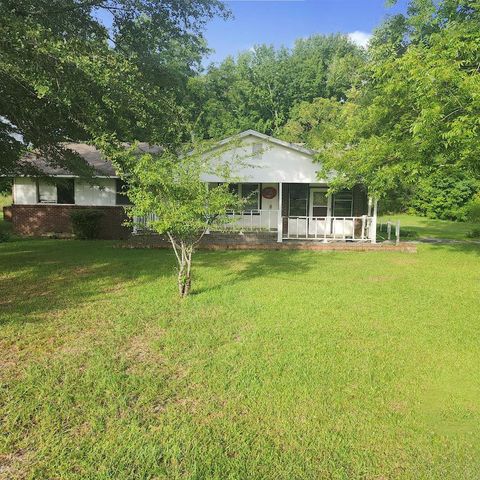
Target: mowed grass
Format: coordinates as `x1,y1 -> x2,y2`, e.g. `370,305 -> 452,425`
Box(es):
379,213 -> 478,240
1,238 -> 480,479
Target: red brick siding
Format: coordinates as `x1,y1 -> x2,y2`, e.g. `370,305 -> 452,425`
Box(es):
11,205 -> 130,239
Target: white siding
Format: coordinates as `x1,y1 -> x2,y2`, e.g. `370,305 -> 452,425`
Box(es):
13,177 -> 117,206
75,179 -> 116,206
201,135 -> 325,184
13,178 -> 37,204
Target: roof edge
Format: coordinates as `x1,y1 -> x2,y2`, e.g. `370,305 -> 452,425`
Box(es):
217,129 -> 317,156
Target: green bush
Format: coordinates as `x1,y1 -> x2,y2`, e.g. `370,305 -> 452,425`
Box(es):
409,167 -> 479,221
0,230 -> 10,243
70,209 -> 104,239
466,228 -> 480,239
465,194 -> 480,223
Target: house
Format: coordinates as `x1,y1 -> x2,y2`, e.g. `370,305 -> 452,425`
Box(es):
5,130 -> 378,243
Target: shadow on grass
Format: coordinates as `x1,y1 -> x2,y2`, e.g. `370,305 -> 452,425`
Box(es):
0,240 -> 178,325
424,241 -> 480,256
0,240 -> 315,323
192,249 -> 317,295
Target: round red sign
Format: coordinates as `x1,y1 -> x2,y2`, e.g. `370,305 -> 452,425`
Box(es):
262,187 -> 277,199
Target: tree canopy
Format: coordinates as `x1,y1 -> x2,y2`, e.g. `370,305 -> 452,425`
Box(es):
0,0 -> 228,175
314,0 -> 480,199
187,35 -> 366,139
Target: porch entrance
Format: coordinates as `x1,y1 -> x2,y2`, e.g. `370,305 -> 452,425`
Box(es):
309,188 -> 330,217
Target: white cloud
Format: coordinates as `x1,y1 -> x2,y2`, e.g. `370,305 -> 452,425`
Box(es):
347,31 -> 373,49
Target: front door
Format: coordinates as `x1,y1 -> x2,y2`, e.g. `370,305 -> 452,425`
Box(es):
309,188 -> 330,218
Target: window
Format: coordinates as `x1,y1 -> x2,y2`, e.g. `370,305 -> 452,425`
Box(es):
311,189 -> 328,217
241,183 -> 259,211
116,179 -> 131,205
56,179 -> 75,204
289,184 -> 308,217
333,190 -> 353,217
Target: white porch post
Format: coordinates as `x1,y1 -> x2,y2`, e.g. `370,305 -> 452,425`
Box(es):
277,182 -> 283,243
370,198 -> 378,244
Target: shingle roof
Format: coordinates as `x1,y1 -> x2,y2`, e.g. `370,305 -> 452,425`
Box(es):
22,142 -> 160,177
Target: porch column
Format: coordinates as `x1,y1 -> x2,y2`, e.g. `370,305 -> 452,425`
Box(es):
277,182 -> 283,243
370,198 -> 378,244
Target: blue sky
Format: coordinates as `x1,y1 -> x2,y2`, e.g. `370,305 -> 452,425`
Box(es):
203,0 -> 408,65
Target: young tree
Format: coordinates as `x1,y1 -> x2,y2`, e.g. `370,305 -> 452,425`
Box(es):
110,141 -> 245,297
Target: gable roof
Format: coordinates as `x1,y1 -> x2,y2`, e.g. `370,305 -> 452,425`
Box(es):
217,130 -> 317,156
20,142 -> 160,177
17,131 -> 315,178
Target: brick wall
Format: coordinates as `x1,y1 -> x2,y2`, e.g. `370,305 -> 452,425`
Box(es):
11,205 -> 130,239
130,231 -> 278,248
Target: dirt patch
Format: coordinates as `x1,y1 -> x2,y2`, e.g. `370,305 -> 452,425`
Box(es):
121,325 -> 166,373
0,449 -> 30,480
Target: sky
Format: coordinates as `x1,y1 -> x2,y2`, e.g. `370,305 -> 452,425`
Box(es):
203,0 -> 408,65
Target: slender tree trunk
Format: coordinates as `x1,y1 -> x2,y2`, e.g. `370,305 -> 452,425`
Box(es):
168,233 -> 193,297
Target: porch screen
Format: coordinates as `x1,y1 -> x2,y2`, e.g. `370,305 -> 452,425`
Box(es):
241,183 -> 259,211
333,191 -> 353,217
289,184 -> 308,217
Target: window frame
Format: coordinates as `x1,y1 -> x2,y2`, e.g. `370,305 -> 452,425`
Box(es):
332,190 -> 353,217
288,184 -> 309,217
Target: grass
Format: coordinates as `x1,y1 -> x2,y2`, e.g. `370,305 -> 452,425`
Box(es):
378,213 -> 479,241
1,230 -> 480,478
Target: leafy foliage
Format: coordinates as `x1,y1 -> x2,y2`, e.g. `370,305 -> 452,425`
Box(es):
315,0 -> 480,199
70,209 -> 104,239
0,0 -> 228,175
110,140 -> 246,296
408,168 -> 479,221
188,35 -> 365,139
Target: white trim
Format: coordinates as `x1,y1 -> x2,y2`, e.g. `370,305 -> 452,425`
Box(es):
12,174 -> 119,179
215,130 -> 317,156
309,187 -> 331,218
277,183 -> 283,243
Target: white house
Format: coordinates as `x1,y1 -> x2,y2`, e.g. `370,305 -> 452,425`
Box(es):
5,130 -> 377,242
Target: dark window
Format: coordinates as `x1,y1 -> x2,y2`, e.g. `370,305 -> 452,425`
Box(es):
241,183 -> 259,211
333,191 -> 353,217
56,179 -> 75,204
289,184 -> 308,217
228,183 -> 239,196
116,179 -> 131,205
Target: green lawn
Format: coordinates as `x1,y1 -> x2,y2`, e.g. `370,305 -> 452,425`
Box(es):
379,213 -> 478,241
1,237 -> 480,479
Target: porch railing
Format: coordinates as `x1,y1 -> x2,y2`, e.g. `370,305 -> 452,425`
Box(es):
133,213 -> 374,241
283,216 -> 373,242
133,210 -> 279,234
222,210 -> 279,232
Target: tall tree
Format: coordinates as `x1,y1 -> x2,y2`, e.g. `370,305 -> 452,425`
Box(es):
318,0 -> 480,199
0,0 -> 228,175
188,34 -> 365,139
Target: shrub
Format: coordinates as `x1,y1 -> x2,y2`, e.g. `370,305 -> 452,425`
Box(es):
465,194 -> 480,223
409,167 -> 479,221
70,209 -> 104,239
0,230 -> 10,243
466,228 -> 480,239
